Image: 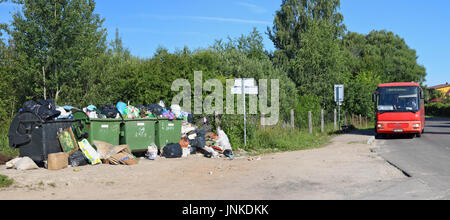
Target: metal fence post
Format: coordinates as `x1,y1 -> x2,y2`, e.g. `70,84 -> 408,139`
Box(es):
334,109 -> 337,130
291,109 -> 295,129
321,109 -> 324,133
309,111 -> 313,134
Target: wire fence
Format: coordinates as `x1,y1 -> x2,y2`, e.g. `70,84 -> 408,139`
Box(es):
274,109 -> 374,134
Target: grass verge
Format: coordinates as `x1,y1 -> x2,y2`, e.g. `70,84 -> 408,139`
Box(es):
0,174 -> 14,188
244,125 -> 335,155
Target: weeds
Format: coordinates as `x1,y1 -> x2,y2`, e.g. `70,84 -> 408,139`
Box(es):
0,174 -> 14,188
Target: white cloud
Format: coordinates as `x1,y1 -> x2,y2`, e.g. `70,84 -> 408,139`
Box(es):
236,2 -> 267,14
186,15 -> 271,25
140,14 -> 271,25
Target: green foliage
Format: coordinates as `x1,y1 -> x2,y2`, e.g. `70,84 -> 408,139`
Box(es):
344,71 -> 381,119
289,20 -> 349,109
426,103 -> 450,117
294,94 -> 321,129
342,30 -> 427,83
0,174 -> 14,188
9,0 -> 107,105
268,0 -> 345,64
0,0 -> 430,154
249,126 -> 333,153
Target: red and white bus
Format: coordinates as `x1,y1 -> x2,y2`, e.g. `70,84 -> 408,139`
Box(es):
373,82 -> 425,138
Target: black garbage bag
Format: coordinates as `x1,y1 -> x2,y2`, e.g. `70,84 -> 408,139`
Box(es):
37,105 -> 61,121
22,99 -> 61,121
100,104 -> 119,118
68,151 -> 89,167
162,143 -> 183,158
187,113 -> 194,124
148,104 -> 163,116
38,99 -> 57,111
223,149 -> 234,159
22,100 -> 39,113
188,129 -> 211,158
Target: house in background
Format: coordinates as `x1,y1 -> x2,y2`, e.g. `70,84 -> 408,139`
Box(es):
428,82 -> 450,103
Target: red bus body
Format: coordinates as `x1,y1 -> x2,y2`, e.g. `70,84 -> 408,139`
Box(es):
374,82 -> 425,136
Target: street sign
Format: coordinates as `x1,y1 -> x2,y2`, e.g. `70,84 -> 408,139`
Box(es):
231,78 -> 258,95
334,84 -> 344,131
231,78 -> 258,147
234,78 -> 256,87
334,84 -> 344,105
231,86 -> 259,95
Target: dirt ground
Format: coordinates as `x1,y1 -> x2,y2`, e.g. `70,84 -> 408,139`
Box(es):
0,132 -> 406,200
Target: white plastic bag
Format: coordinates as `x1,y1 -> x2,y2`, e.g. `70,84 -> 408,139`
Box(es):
146,145 -> 158,160
217,128 -> 232,151
6,158 -> 21,169
11,157 -> 39,170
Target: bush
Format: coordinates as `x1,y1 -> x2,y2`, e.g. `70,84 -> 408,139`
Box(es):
0,123 -> 18,157
294,95 -> 321,129
425,103 -> 450,117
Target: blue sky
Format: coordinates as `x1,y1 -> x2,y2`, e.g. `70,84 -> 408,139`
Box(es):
1,0 -> 449,86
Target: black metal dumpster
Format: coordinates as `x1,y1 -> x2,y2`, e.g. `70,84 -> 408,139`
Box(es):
8,112 -> 75,166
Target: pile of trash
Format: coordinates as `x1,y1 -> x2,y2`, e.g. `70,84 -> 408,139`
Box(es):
19,99 -> 193,122
160,117 -> 234,159
5,138 -> 140,171
6,99 -> 234,172
84,101 -> 192,121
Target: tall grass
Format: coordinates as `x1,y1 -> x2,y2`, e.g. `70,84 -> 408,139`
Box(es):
245,125 -> 335,154
0,174 -> 14,188
0,125 -> 18,157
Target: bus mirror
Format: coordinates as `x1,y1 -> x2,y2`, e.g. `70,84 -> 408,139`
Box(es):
420,90 -> 425,99
372,93 -> 377,102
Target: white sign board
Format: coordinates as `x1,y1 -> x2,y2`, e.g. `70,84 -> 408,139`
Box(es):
231,86 -> 259,95
232,78 -> 258,95
334,84 -> 344,105
234,78 -> 256,87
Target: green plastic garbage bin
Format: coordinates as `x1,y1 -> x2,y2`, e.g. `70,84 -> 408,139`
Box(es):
72,111 -> 122,146
121,119 -> 156,152
155,118 -> 182,148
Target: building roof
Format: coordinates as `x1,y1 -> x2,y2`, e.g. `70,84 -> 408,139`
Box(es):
430,98 -> 443,103
429,83 -> 450,89
378,82 -> 420,88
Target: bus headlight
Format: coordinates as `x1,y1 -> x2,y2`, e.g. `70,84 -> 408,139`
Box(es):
377,124 -> 384,129
413,124 -> 420,129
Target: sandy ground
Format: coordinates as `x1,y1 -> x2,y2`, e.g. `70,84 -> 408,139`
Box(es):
0,132 -> 406,200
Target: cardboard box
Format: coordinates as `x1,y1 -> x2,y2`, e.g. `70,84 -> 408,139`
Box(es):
48,152 -> 69,170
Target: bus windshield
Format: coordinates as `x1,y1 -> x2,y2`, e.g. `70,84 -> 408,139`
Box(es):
377,86 -> 419,112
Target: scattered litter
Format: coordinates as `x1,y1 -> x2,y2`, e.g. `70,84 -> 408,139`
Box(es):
47,152 -> 69,171
7,157 -> 39,170
69,151 -> 89,167
146,145 -> 158,160
78,139 -> 102,165
162,143 -> 183,158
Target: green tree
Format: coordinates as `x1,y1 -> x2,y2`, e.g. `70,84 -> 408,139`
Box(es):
342,30 -> 427,83
344,71 -> 381,118
8,0 -> 107,105
289,20 -> 349,109
268,0 -> 345,66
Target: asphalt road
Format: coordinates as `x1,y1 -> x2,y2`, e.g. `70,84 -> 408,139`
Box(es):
363,117 -> 450,200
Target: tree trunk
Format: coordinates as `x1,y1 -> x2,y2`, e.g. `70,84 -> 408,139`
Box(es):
42,66 -> 47,100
